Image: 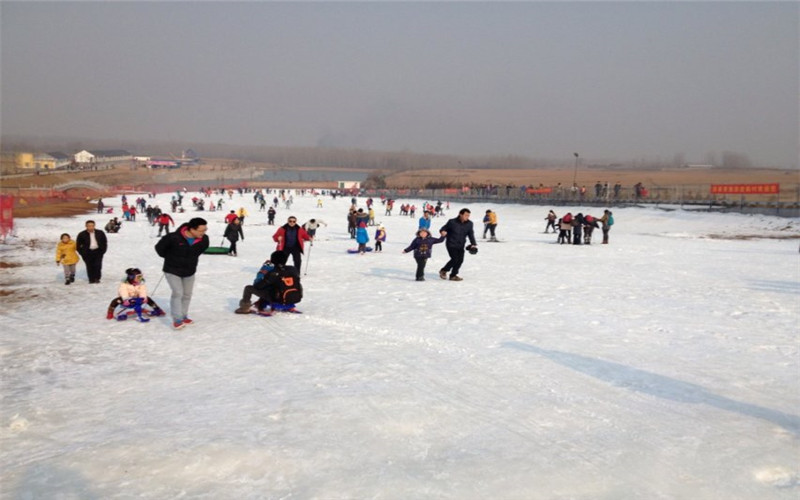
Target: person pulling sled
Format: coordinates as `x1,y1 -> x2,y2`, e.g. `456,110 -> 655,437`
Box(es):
106,268 -> 165,322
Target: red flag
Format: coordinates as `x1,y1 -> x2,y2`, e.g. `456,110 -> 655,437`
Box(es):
0,195 -> 14,238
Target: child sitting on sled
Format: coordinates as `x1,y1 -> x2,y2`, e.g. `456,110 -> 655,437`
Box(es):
106,268 -> 165,321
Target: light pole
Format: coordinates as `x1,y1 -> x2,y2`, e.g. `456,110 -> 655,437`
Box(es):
572,152 -> 579,186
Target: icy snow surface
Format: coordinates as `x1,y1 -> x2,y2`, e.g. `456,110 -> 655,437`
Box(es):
1,192 -> 798,499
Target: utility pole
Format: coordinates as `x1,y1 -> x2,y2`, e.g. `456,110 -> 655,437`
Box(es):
572,152 -> 579,186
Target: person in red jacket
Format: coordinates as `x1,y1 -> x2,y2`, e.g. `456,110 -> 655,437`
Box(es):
272,216 -> 312,271
224,210 -> 238,224
156,213 -> 174,237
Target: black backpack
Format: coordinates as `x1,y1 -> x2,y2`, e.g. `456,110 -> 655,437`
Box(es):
274,266 -> 302,305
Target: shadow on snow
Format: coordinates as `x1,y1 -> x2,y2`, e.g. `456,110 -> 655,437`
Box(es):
502,341 -> 800,435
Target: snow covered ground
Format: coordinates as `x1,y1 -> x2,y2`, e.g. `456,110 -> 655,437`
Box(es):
1,191 -> 798,499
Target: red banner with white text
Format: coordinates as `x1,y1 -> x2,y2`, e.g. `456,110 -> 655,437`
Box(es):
710,184 -> 779,195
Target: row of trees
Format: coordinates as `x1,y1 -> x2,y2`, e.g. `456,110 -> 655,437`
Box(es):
2,135 -> 757,173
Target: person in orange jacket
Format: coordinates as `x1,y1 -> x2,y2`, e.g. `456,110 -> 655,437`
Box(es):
55,233 -> 80,285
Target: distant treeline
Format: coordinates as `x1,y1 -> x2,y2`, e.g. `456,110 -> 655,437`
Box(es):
1,135 -> 762,171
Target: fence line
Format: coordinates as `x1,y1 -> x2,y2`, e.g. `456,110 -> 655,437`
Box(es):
359,184 -> 800,218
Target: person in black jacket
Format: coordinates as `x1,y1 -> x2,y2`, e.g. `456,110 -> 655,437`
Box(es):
224,217 -> 244,256
438,208 -> 477,281
403,228 -> 445,281
75,220 -> 108,284
253,251 -> 303,314
155,217 -> 210,329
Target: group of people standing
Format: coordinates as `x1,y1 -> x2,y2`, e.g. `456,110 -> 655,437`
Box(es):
549,209 -> 614,245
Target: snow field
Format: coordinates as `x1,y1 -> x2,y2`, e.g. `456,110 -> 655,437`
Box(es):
1,191 -> 798,499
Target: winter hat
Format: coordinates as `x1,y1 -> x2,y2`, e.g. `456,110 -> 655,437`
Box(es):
125,268 -> 143,283
270,251 -> 288,266
417,228 -> 429,237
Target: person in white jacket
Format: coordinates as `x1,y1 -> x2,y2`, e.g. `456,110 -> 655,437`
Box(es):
105,268 -> 165,321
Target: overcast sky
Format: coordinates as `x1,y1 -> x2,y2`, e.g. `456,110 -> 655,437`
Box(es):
2,1 -> 798,167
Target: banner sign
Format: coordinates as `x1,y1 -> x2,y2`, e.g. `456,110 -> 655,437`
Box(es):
526,187 -> 553,194
710,184 -> 779,195
0,195 -> 14,238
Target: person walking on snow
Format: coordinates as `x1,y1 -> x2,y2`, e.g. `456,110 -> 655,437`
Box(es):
155,217 -> 210,330
156,213 -> 174,237
484,209 -> 498,241
273,216 -> 312,270
55,233 -> 79,285
419,211 -> 432,231
403,227 -> 445,281
545,210 -> 557,233
598,209 -> 614,244
76,220 -> 108,284
236,207 -> 248,225
224,217 -> 244,256
439,208 -> 477,281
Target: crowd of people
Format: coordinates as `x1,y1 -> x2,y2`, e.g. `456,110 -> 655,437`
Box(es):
56,188 -> 617,329
549,209 -> 615,245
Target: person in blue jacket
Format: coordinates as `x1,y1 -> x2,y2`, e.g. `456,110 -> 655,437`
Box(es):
356,221 -> 370,254
418,211 -> 432,231
403,227 -> 446,281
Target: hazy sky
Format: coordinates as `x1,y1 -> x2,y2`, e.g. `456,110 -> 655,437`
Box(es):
2,1 -> 798,167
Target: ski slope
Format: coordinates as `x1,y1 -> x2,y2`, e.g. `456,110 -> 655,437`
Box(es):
1,191 -> 798,499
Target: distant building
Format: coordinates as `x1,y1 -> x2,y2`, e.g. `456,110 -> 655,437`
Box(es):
14,152 -> 35,169
34,152 -> 72,170
74,149 -> 132,164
